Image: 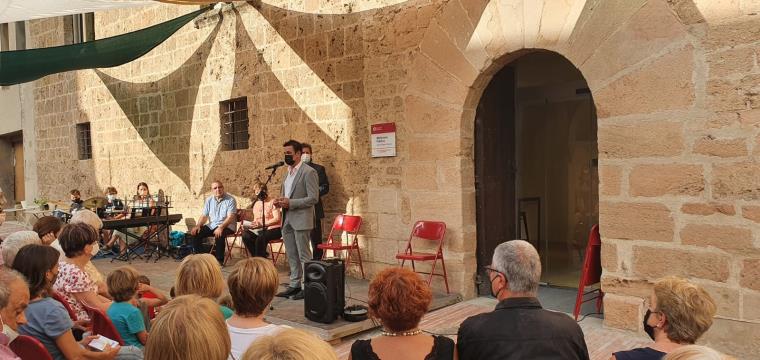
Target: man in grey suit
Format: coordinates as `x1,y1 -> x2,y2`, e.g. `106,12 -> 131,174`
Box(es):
273,139 -> 319,300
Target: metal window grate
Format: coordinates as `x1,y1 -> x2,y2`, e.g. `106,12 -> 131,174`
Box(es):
76,122 -> 92,160
220,97 -> 249,151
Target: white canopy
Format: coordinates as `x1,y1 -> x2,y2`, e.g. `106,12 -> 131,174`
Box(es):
0,0 -> 155,24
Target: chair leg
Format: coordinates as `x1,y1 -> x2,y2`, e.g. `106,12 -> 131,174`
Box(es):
573,285 -> 585,320
439,255 -> 450,294
428,257 -> 438,286
355,247 -> 365,279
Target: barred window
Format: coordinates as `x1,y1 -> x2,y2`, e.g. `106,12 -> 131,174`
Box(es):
76,123 -> 92,160
220,97 -> 249,151
66,13 -> 95,44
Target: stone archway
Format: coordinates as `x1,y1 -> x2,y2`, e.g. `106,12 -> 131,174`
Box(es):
404,0 -> 699,324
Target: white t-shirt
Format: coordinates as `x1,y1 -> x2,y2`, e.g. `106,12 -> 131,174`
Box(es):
227,322 -> 287,360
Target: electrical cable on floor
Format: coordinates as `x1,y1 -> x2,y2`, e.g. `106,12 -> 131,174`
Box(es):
576,312 -> 603,322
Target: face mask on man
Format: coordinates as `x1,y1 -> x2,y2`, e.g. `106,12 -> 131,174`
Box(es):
284,154 -> 295,166
106,194 -> 115,202
302,154 -> 312,163
0,315 -> 18,344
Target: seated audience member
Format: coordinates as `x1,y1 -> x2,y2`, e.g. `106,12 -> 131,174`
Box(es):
0,268 -> 28,359
136,275 -> 166,320
612,277 -> 717,360
174,254 -> 233,319
1,231 -> 41,268
227,258 -> 287,359
144,295 -> 230,360
54,223 -> 112,322
67,210 -> 109,298
243,328 -> 338,360
457,240 -> 589,360
69,189 -> 84,213
33,216 -> 65,245
663,345 -> 730,360
240,181 -> 282,258
189,180 -> 237,265
13,244 -> 142,360
349,267 -> 454,360
106,266 -> 148,348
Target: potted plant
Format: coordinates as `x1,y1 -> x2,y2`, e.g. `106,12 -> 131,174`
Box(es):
34,197 -> 49,210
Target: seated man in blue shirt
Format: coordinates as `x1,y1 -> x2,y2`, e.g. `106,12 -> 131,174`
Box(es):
190,180 -> 237,265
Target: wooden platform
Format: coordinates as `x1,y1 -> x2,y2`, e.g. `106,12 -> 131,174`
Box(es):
92,256 -> 462,342
266,271 -> 462,342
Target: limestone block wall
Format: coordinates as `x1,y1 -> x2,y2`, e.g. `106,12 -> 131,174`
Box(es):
28,0 -> 760,356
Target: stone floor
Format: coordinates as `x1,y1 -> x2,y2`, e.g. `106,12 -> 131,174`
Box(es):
0,221 -> 651,359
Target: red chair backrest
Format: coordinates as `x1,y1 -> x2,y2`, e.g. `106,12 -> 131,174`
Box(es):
334,214 -> 362,233
579,224 -> 602,287
51,291 -> 77,321
328,214 -> 362,242
82,304 -> 125,345
9,335 -> 53,360
411,221 -> 446,242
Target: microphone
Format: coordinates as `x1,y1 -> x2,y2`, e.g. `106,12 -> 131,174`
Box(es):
265,161 -> 285,170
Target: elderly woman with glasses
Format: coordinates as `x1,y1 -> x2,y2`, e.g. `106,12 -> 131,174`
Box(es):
611,277 -> 717,360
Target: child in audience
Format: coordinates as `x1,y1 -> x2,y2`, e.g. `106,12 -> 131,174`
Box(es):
136,275 -> 159,319
106,266 -> 148,348
217,294 -> 234,311
243,328 -> 338,360
144,295 -> 230,360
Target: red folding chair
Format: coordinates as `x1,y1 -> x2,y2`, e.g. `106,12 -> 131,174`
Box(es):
224,212 -> 248,265
268,237 -> 286,265
318,214 -> 364,279
573,224 -> 604,320
10,335 -> 53,360
51,291 -> 78,322
396,221 -> 449,294
82,303 -> 126,346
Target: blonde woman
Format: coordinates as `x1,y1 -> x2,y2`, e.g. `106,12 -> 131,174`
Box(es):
612,277 -> 717,360
144,295 -> 230,360
174,253 -> 232,319
227,258 -> 287,359
663,345 -> 730,360
242,328 -> 338,360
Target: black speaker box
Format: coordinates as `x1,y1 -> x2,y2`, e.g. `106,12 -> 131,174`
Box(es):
304,259 -> 345,324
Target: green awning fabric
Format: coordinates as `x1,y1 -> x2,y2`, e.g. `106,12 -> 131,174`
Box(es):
0,6 -> 210,86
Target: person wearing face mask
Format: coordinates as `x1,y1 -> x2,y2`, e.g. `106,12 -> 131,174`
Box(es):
68,210 -> 110,299
300,143 -> 330,260
0,231 -> 41,268
611,277 -> 717,360
102,186 -> 126,252
0,268 -> 28,360
54,223 -> 113,322
272,140 -> 319,301
457,240 -> 589,360
13,244 -> 141,360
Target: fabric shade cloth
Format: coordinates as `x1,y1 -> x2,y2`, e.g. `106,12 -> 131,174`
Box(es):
0,0 -> 155,24
0,6 -> 210,86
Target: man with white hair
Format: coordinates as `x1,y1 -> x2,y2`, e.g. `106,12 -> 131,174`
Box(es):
0,268 -> 29,356
0,231 -> 41,268
457,240 -> 589,360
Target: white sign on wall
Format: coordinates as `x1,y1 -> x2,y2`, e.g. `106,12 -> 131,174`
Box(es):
371,122 -> 396,158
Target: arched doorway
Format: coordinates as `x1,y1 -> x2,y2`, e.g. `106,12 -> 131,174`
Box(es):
475,50 -> 598,294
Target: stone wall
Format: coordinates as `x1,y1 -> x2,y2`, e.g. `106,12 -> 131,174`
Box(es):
28,0 -> 760,356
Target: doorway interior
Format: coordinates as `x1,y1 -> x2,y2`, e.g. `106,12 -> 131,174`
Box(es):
475,51 -> 599,293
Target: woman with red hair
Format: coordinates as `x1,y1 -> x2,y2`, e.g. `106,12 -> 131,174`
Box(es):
349,267 -> 455,360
